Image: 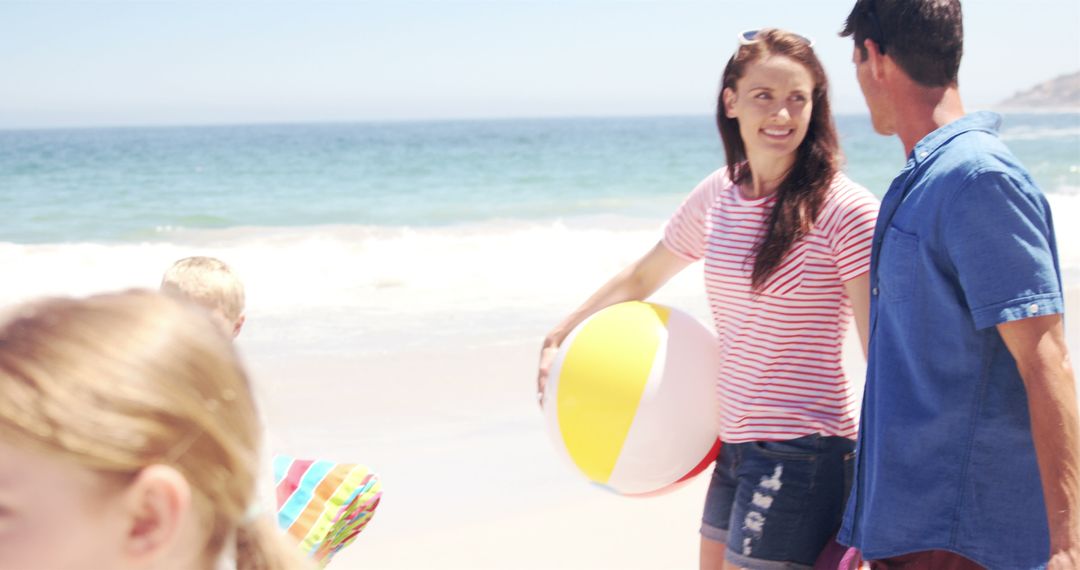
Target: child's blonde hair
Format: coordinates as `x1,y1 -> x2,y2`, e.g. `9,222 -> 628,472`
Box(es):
0,290 -> 303,570
161,256 -> 246,325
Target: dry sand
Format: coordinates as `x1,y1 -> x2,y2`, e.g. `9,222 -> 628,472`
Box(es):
244,287 -> 1078,569
247,339 -> 712,569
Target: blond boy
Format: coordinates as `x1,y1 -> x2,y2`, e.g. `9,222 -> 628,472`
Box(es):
160,256 -> 246,338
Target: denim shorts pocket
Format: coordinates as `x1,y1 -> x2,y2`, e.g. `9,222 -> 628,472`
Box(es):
879,226 -> 918,302
750,436 -> 821,462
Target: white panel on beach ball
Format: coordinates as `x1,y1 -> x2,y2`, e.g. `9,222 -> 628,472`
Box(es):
543,301 -> 721,496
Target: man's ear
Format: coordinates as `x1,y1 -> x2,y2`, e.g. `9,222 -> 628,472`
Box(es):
863,38 -> 887,82
232,314 -> 245,338
121,465 -> 192,563
722,87 -> 738,119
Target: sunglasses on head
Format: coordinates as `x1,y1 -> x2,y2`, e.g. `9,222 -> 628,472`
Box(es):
738,29 -> 815,48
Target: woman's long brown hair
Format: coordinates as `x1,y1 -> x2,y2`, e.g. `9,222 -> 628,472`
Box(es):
716,28 -> 841,291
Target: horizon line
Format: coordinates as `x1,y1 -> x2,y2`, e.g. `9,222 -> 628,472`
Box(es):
2,107 -> 1077,133
1,110 -> 861,133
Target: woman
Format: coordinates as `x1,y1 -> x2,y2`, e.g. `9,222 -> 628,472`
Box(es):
0,290 -> 308,570
538,29 -> 878,570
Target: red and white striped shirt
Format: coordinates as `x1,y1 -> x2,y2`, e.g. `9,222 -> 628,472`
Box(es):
663,168 -> 879,443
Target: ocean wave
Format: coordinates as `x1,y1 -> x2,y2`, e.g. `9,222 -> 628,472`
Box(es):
1000,125 -> 1080,142
0,216 -> 707,322
1047,194 -> 1080,281
2,205 -> 1075,348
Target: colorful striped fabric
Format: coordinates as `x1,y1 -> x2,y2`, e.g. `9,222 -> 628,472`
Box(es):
273,455 -> 382,567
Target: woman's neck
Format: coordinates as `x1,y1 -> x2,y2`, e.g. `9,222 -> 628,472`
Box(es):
741,152 -> 794,200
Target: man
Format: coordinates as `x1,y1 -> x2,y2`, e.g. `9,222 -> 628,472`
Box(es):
837,1 -> 1079,568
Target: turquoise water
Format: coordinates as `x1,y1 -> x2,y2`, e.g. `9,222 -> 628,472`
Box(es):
2,113 -> 1076,244
0,113 -> 1077,355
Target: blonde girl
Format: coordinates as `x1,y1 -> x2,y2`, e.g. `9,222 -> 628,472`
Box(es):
0,290 -> 307,570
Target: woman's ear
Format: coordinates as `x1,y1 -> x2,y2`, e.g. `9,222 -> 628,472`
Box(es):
121,465 -> 193,564
722,87 -> 738,119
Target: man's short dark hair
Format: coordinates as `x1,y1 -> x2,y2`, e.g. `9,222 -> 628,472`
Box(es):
841,0 -> 963,87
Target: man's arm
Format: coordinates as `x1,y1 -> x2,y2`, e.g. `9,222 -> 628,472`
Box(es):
998,314 -> 1080,568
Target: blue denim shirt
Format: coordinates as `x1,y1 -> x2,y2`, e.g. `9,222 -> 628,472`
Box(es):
838,112 -> 1064,569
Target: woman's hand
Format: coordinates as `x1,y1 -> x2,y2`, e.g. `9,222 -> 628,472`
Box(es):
533,241 -> 689,409
537,338 -> 560,407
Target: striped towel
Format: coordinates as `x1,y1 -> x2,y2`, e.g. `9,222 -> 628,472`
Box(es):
273,455 -> 383,567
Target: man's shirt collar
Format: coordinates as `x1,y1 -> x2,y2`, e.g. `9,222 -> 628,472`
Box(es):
909,110 -> 1002,164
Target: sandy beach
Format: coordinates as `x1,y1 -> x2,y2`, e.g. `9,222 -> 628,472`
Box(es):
248,336 -> 716,570
236,281 -> 1080,569
242,258 -> 721,569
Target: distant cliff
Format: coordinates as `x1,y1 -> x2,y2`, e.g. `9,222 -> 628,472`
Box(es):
998,71 -> 1080,111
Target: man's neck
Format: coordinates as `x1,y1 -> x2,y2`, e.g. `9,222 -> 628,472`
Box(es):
892,82 -> 966,157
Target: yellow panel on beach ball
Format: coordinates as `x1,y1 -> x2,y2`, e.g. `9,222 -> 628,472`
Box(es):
544,301 -> 721,496
555,302 -> 669,484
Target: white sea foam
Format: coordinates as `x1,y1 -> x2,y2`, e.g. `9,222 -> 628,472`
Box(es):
0,217 -> 710,353
1000,125 -> 1080,142
3,197 -> 1076,353
1048,193 -> 1080,283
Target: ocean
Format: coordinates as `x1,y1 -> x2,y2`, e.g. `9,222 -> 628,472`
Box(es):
2,113 -> 1078,354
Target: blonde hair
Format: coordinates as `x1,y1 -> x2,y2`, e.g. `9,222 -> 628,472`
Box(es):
161,256 -> 246,324
0,290 -> 306,570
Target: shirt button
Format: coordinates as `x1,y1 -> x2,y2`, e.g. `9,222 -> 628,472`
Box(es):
872,287 -> 879,296
1028,303 -> 1039,315
918,151 -> 929,159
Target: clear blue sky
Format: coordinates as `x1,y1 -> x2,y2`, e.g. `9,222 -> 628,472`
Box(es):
2,0 -> 1078,129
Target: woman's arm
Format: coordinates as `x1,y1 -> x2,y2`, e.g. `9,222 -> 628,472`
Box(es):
844,273 -> 871,358
537,241 -> 691,403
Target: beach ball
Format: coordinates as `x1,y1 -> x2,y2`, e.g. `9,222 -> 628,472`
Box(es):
544,301 -> 721,496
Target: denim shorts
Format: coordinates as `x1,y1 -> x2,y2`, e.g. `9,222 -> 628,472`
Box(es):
701,434 -> 855,570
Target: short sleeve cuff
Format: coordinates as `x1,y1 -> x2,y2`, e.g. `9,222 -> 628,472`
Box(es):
838,259 -> 871,283
970,292 -> 1064,330
660,234 -> 702,263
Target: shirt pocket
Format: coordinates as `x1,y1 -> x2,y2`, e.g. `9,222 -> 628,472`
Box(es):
758,244 -> 807,297
878,226 -> 919,303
